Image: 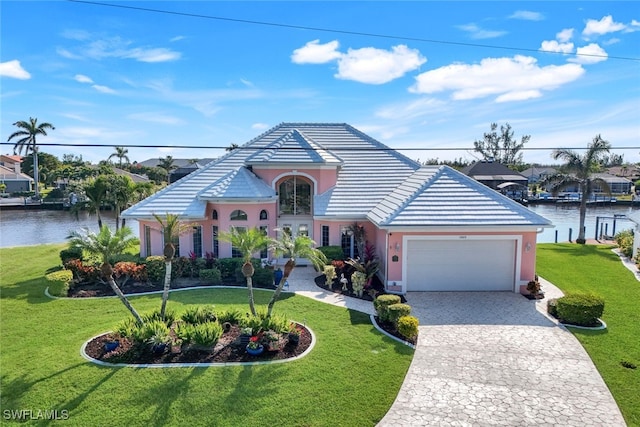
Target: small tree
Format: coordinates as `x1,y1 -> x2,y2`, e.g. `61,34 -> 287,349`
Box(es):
267,231 -> 327,317
67,226 -> 143,323
473,122 -> 530,166
218,227 -> 270,316
152,213 -> 192,320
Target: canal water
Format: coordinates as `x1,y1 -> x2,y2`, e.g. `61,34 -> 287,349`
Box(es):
0,204 -> 637,248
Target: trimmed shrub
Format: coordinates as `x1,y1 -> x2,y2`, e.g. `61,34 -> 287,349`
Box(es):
64,259 -> 100,283
318,246 -> 345,262
253,266 -> 275,287
614,229 -> 634,258
45,269 -> 73,297
397,315 -> 419,340
387,303 -> 412,325
113,262 -> 147,286
217,258 -> 245,281
547,298 -> 558,318
172,256 -> 191,279
181,305 -> 217,325
109,253 -> 142,266
556,293 -> 605,327
60,247 -> 83,264
199,268 -> 222,285
144,256 -> 165,285
374,294 -> 401,322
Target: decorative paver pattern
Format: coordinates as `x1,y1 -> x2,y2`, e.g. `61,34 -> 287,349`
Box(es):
286,268 -> 625,426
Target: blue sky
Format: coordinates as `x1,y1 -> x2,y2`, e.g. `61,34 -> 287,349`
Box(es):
1,1 -> 639,166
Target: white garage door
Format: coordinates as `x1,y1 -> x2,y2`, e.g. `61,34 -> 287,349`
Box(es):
406,239 -> 516,291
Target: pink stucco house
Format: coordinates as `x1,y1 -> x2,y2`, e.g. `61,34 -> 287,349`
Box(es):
122,123 -> 551,294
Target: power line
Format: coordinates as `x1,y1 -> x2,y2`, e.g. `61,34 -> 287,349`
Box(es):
2,142 -> 639,151
67,0 -> 640,62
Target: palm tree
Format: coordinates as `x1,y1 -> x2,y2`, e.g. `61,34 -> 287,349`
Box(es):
218,227 -> 271,316
544,135 -> 612,244
153,213 -> 192,319
82,176 -> 109,228
108,146 -> 130,168
267,231 -> 327,317
67,226 -> 143,323
107,175 -> 135,230
7,117 -> 55,199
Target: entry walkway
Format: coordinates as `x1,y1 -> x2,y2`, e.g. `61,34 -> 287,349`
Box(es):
285,268 -> 626,426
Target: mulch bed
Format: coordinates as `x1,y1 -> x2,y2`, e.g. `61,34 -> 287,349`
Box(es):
85,324 -> 312,365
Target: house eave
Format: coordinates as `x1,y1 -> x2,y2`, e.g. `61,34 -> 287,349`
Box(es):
375,224 -> 553,233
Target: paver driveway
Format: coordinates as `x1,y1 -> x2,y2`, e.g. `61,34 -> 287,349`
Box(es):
377,288 -> 626,426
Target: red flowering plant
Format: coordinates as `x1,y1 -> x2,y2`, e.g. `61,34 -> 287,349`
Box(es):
247,331 -> 264,350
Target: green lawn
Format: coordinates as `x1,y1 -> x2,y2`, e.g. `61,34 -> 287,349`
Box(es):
537,243 -> 640,427
0,244 -> 414,426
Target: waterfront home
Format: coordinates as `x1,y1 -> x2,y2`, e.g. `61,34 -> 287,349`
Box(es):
123,123 -> 552,294
0,155 -> 33,193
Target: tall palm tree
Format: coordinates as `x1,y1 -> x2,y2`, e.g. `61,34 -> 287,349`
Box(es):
108,146 -> 130,168
543,135 -> 612,244
82,176 -> 109,228
67,226 -> 143,323
219,227 -> 270,316
107,175 -> 135,230
267,231 -> 327,317
153,213 -> 192,319
7,117 -> 55,199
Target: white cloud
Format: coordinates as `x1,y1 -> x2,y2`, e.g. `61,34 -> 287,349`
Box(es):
61,29 -> 92,41
291,40 -> 342,64
583,15 -> 626,37
410,55 -> 585,102
74,74 -> 94,84
335,45 -> 426,85
0,60 -> 31,79
92,84 -> 116,94
124,47 -> 181,63
540,40 -> 574,54
251,123 -> 270,130
127,112 -> 184,125
509,11 -> 544,21
569,43 -> 608,64
556,28 -> 574,43
375,97 -> 447,121
240,78 -> 255,88
170,35 -> 186,42
59,32 -> 181,63
456,23 -> 507,40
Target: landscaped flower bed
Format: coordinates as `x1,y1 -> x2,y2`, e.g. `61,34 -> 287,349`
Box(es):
84,323 -> 312,364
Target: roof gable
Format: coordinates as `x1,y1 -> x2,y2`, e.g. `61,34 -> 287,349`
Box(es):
245,129 -> 342,165
462,161 -> 527,180
367,166 -> 552,227
198,167 -> 276,200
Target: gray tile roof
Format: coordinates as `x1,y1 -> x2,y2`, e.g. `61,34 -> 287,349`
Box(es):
198,166 -> 276,200
123,123 -> 551,228
367,166 -> 552,227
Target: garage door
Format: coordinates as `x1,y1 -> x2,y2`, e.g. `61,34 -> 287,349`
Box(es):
406,239 -> 516,291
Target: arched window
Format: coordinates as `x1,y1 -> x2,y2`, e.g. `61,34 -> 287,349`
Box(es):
212,209 -> 218,220
259,209 -> 268,220
279,177 -> 311,215
230,209 -> 248,221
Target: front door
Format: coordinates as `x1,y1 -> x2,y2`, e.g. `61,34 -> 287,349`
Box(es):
276,217 -> 313,240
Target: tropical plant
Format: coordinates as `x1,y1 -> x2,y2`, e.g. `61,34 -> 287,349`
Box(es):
158,156 -> 176,177
108,146 -> 130,168
218,227 -> 270,316
267,230 -> 327,317
152,213 -> 192,320
7,117 -> 55,199
81,176 -> 109,228
107,175 -> 136,230
66,226 -> 143,323
542,135 -> 612,244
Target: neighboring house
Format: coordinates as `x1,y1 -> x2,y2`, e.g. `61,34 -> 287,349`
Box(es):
591,173 -> 633,195
0,156 -> 33,193
607,165 -> 640,182
123,123 -> 552,294
461,161 -> 529,190
137,158 -> 216,183
520,166 -> 558,184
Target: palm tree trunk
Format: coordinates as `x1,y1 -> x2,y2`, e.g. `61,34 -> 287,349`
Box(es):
267,259 -> 295,317
160,261 -> 172,319
32,150 -> 40,199
246,276 -> 257,316
577,191 -> 588,244
106,276 -> 144,323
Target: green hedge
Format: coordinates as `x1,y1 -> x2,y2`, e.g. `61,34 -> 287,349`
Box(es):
199,268 -> 222,285
387,303 -> 412,325
397,315 -> 419,341
556,293 -> 605,327
60,247 -> 83,264
144,256 -> 166,285
318,246 -> 345,262
373,294 -> 401,322
45,269 -> 73,297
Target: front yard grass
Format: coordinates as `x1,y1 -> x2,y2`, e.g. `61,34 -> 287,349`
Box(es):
536,243 -> 640,426
0,244 -> 414,426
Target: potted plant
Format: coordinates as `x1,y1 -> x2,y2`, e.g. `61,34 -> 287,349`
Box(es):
239,327 -> 253,347
246,334 -> 264,356
526,275 -> 543,299
147,333 -> 170,355
263,330 -> 281,351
